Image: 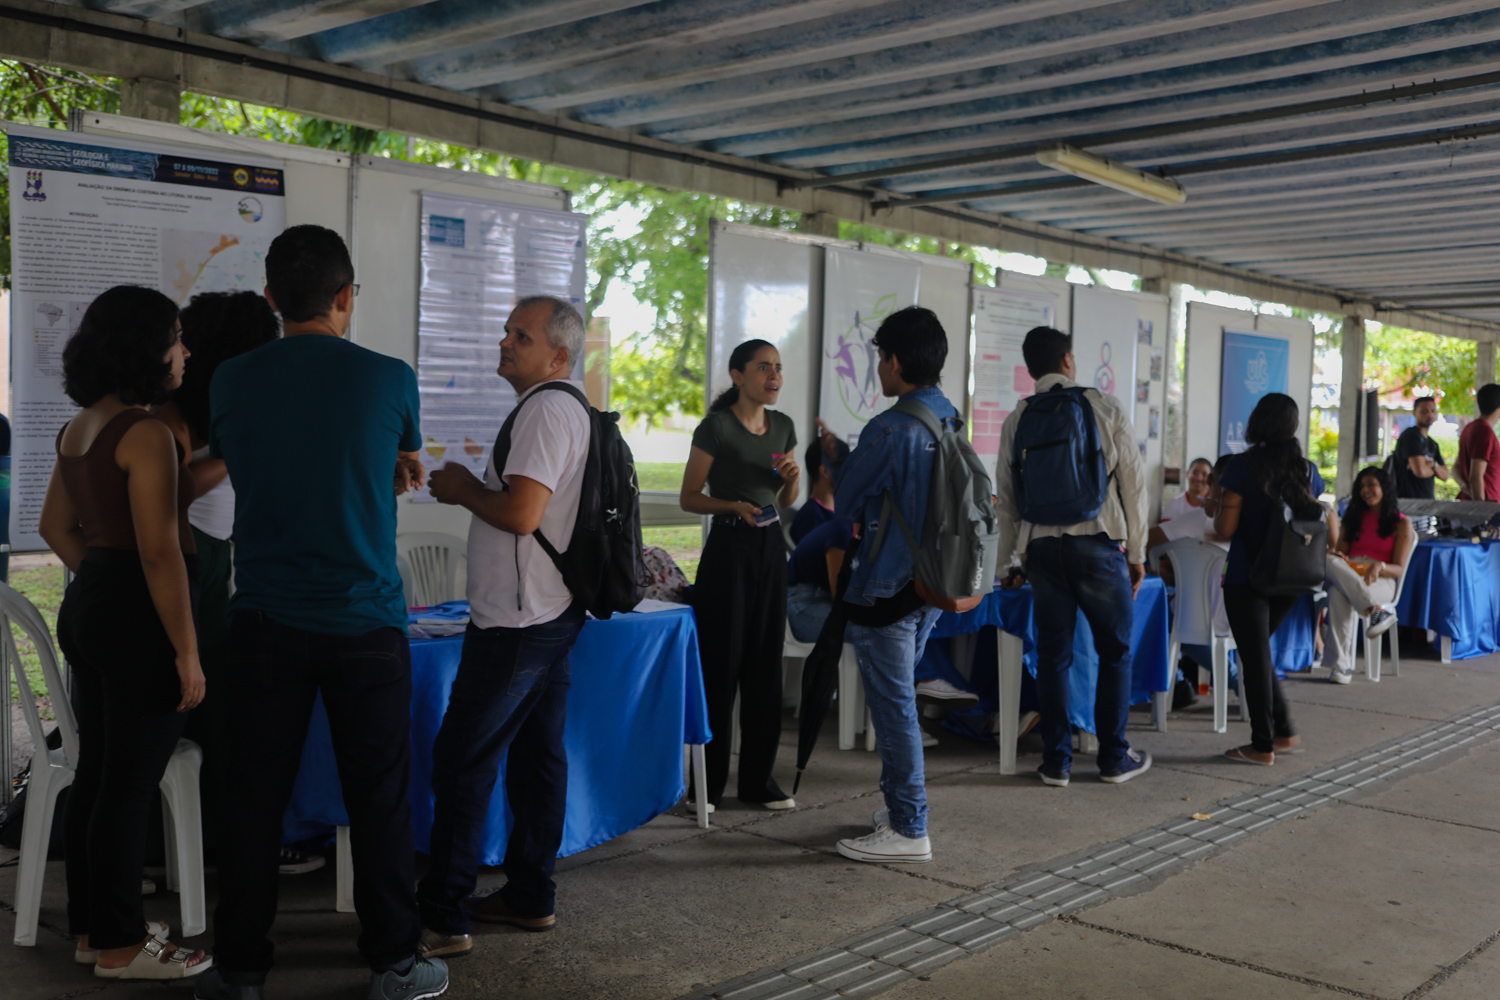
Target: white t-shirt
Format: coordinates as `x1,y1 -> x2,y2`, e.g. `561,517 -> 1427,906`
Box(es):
187,445 -> 235,541
1160,490 -> 1206,523
467,380 -> 590,630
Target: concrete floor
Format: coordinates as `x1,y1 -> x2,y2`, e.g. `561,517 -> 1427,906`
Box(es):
4,634 -> 1500,1000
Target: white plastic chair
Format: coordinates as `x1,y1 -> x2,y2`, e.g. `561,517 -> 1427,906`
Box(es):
395,532 -> 467,607
2,581 -> 206,946
1149,539 -> 1244,735
782,623 -> 869,751
1358,568 -> 1407,683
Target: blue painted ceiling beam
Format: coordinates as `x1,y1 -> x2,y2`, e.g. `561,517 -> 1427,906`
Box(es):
691,36 -> 1500,158
80,0 -> 215,17
180,0 -> 437,44
562,0 -> 1492,131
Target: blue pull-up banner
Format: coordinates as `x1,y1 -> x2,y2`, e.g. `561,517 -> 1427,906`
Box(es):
1219,331 -> 1290,455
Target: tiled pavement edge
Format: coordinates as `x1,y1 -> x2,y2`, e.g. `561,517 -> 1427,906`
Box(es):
676,701 -> 1500,1000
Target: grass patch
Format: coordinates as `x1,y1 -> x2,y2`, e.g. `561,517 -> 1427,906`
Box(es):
637,462 -> 685,492
642,525 -> 703,583
7,565 -> 65,716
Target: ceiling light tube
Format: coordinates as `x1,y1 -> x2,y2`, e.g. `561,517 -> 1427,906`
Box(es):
1036,144 -> 1187,205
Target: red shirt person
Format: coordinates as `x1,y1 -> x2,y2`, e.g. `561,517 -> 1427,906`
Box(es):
1457,383 -> 1500,502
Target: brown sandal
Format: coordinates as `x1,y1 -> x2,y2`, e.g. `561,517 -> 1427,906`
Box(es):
1223,746 -> 1274,766
94,938 -> 212,980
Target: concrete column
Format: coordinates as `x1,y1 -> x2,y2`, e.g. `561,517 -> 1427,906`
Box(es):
584,316 -> 610,411
119,77 -> 181,122
1478,341 -> 1497,389
797,212 -> 840,238
1335,315 -> 1366,498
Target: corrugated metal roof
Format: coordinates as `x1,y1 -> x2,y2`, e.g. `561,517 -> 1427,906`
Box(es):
77,0 -> 1500,323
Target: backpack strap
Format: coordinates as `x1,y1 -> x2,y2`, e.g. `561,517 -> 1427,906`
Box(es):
490,380 -> 593,575
865,398 -> 953,564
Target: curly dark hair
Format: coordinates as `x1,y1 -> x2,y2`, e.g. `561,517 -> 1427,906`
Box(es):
1243,393 -> 1315,504
1343,466 -> 1400,545
175,291 -> 280,441
62,286 -> 180,408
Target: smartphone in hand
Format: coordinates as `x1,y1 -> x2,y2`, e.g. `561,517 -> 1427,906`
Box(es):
753,503 -> 780,527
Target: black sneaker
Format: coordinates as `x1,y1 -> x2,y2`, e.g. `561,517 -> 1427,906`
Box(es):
1365,608 -> 1396,637
195,966 -> 265,1000
278,845 -> 327,875
1171,677 -> 1200,711
1100,749 -> 1153,784
367,958 -> 448,1000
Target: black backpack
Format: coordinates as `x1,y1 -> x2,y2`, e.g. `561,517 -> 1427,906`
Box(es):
492,382 -> 645,618
1248,482 -> 1329,596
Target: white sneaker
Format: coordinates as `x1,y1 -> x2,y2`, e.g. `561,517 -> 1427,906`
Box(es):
915,679 -> 978,702
684,797 -> 715,814
871,807 -> 890,831
1366,609 -> 1397,637
759,798 -> 795,810
1328,667 -> 1353,685
837,826 -> 932,864
920,730 -> 938,748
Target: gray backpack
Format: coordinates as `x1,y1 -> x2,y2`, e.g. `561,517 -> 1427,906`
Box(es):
866,399 -> 1001,613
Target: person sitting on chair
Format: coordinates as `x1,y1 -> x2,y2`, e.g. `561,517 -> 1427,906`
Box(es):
1324,466 -> 1415,685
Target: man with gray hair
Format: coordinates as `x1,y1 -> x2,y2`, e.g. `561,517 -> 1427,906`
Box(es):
416,294 -> 590,958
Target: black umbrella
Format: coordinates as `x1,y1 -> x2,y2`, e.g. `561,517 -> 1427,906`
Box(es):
791,532 -> 864,795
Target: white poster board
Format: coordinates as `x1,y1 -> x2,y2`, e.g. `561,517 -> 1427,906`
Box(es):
1070,284 -> 1141,422
5,123 -> 286,551
412,191 -> 587,501
970,286 -> 1056,464
819,246 -> 921,447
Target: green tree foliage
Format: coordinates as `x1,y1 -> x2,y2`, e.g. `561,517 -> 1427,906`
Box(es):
0,61 -> 121,288
1365,323 -> 1479,411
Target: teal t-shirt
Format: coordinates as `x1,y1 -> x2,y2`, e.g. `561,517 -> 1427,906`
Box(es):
210,335 -> 421,635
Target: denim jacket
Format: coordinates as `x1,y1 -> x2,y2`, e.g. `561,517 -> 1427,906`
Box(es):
832,387 -> 959,605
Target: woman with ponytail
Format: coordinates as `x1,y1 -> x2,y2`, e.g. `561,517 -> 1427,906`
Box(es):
1213,393 -> 1334,765
680,340 -> 801,810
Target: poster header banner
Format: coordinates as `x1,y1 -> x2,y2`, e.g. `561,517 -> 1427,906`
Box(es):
1219,330 -> 1290,455
8,129 -> 285,195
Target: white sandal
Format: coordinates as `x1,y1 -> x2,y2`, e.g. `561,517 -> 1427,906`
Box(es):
74,920 -> 170,964
93,937 -> 212,979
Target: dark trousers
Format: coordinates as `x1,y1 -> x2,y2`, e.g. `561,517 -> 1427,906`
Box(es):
59,549 -> 196,948
181,527 -> 231,856
1027,534 -> 1135,772
212,612 -> 420,975
693,519 -> 787,805
418,604 -> 584,934
1223,585 -> 1298,753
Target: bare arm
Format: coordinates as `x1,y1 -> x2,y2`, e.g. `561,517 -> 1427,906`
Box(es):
1407,454 -> 1435,480
824,546 -> 845,595
119,419 -> 203,712
395,449 -> 426,495
1471,459 -> 1490,501
38,461 -> 86,573
1213,489 -> 1242,539
679,446 -> 759,525
428,463 -> 552,535
774,452 -> 801,509
187,456 -> 228,498
1386,519 -> 1417,578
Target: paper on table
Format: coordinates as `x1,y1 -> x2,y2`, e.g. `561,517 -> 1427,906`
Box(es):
632,599 -> 690,614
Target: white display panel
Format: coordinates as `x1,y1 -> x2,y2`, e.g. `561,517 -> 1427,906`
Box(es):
970,286 -> 1056,465
820,246 -> 922,447
1184,303 -> 1315,474
1070,285 -> 1141,420
6,122 -> 287,551
995,270 -> 1073,335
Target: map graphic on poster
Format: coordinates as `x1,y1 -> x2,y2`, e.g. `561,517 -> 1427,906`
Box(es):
1219,330 -> 1290,455
414,192 -> 587,502
161,229 -> 273,302
6,124 -> 285,550
819,247 -> 921,446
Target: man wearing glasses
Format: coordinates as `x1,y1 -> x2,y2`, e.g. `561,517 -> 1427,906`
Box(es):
198,225 -> 447,1000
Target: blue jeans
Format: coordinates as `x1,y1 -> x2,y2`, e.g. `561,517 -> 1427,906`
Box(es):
787,582 -> 834,643
1027,534 -> 1135,773
847,605 -> 943,839
418,604 -> 584,935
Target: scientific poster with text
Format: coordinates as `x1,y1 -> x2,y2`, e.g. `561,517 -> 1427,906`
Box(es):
6,124 -> 285,551
970,286 -> 1055,467
819,246 -> 920,447
415,192 -> 587,501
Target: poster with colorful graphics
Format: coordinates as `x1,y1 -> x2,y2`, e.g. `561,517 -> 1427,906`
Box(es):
970,286 -> 1054,465
5,123 -> 285,551
819,247 -> 921,447
1219,331 -> 1290,454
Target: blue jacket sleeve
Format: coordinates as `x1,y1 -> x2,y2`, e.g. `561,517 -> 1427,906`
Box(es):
832,422 -> 892,523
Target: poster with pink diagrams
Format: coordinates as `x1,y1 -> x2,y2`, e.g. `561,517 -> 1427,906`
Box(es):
970,287 -> 1056,466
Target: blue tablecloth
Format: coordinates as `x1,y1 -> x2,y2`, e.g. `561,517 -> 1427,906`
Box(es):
922,576 -> 1170,733
283,607 -> 711,865
1400,538 -> 1500,660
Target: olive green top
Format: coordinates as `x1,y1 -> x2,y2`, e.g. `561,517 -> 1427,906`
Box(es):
690,407 -> 798,509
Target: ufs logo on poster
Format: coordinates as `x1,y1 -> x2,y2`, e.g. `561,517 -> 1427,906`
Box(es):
23,170 -> 45,202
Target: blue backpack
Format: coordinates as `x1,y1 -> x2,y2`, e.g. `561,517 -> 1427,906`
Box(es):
1011,385 -> 1111,526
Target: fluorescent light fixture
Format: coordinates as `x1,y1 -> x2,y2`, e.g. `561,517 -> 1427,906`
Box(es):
1035,144 -> 1187,205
